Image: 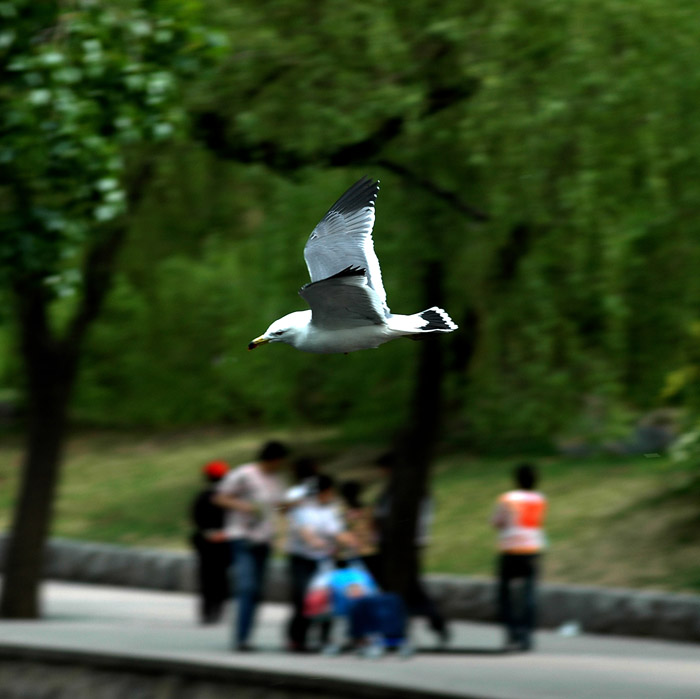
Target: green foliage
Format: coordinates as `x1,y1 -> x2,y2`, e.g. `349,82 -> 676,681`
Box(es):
0,0 -> 226,290
663,322 -> 700,471
199,0 -> 700,445
5,0 -> 700,449
663,322 -> 700,406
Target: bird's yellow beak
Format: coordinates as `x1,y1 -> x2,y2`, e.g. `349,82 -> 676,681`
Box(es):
248,336 -> 269,350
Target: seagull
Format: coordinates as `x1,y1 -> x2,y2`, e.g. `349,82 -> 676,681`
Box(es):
248,177 -> 458,354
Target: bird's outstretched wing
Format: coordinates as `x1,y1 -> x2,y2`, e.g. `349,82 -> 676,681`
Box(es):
299,267 -> 386,330
303,177 -> 389,315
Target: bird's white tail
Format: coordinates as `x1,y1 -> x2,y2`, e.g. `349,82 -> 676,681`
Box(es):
389,306 -> 458,336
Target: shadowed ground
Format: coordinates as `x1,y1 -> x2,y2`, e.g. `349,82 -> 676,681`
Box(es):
0,581 -> 699,699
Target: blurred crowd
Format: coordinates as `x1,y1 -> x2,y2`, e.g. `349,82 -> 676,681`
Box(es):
190,441 -> 546,655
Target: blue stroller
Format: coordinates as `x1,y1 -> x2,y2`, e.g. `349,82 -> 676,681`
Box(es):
304,561 -> 412,657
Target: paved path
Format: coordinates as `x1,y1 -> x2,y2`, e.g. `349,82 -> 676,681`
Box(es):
0,581 -> 699,699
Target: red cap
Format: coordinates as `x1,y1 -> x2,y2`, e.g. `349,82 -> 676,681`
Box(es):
203,460 -> 229,479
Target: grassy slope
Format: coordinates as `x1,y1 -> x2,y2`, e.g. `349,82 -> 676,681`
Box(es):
1,429 -> 698,593
428,453 -> 700,591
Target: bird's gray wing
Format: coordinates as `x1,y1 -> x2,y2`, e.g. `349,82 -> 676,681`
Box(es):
299,267 -> 386,330
303,177 -> 389,315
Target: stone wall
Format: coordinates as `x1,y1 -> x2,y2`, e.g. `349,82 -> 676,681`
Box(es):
427,574 -> 700,642
1,536 -> 699,643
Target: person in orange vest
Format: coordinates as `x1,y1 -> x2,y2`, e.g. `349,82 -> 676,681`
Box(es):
491,463 -> 547,651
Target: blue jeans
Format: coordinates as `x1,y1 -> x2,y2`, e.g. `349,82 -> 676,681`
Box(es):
231,540 -> 270,646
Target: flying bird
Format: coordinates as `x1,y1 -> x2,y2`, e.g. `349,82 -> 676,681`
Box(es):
248,177 -> 458,354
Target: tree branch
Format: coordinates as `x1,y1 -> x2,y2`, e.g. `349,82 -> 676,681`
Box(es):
193,111 -> 488,222
191,61 -> 488,222
64,161 -> 154,350
376,159 -> 490,222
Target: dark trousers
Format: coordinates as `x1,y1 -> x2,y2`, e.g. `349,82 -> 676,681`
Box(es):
287,555 -> 330,649
497,553 -> 540,645
192,534 -> 231,623
231,540 -> 270,646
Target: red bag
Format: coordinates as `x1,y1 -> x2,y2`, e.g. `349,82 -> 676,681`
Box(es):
303,586 -> 331,618
303,562 -> 334,618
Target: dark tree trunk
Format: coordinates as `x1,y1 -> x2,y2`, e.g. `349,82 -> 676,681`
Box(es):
0,408 -> 69,618
0,166 -> 149,619
0,284 -> 77,618
380,221 -> 536,602
383,260 -> 445,601
0,362 -> 76,616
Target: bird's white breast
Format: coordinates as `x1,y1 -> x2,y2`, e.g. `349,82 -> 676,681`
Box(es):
296,324 -> 392,354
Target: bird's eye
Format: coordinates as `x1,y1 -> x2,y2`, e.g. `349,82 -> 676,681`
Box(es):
273,330 -> 284,336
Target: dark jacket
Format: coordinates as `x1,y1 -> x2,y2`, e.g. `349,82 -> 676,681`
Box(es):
191,486 -> 225,537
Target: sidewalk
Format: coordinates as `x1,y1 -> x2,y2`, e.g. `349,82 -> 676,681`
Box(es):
0,581 -> 699,699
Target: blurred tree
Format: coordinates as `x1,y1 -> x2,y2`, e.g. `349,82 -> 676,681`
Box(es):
187,0 -> 494,601
179,0 -> 700,445
663,322 -> 700,518
4,0 -> 700,608
0,0 -> 225,618
64,0 -> 700,596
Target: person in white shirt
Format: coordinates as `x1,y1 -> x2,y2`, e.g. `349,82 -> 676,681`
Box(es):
212,440 -> 289,651
283,456 -> 319,506
286,473 -> 357,651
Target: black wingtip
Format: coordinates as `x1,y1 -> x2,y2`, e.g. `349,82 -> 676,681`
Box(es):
329,177 -> 380,217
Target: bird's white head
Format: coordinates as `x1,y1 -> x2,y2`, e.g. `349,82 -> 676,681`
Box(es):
248,311 -> 311,350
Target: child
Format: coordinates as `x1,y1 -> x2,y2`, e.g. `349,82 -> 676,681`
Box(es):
306,560 -> 411,657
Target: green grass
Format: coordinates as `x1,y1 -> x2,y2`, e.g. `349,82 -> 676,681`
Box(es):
0,427 -> 331,549
427,454 -> 700,592
1,429 -> 699,593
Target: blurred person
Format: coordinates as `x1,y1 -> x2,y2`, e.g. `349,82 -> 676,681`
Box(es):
284,456 -> 319,506
338,480 -> 380,577
491,462 -> 548,652
212,440 -> 290,651
373,452 -> 449,646
286,473 -> 358,651
190,460 -> 231,624
311,559 -> 411,658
